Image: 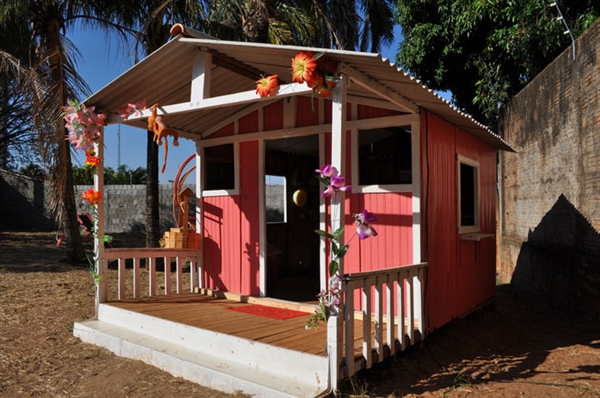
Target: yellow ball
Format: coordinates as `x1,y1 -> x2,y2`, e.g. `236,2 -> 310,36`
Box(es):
293,189 -> 307,207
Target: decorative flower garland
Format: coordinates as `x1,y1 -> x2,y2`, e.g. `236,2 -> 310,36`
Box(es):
305,165 -> 378,330
255,51 -> 339,99
63,100 -> 111,283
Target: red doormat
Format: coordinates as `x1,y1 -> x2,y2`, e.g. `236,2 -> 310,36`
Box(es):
227,304 -> 308,320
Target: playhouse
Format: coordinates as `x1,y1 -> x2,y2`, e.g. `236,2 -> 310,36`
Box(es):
73,25 -> 514,396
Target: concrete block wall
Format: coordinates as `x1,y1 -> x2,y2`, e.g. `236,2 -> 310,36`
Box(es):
0,169 -> 55,231
498,19 -> 600,317
0,168 -> 192,234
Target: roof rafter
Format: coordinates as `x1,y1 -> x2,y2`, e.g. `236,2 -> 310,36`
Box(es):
341,63 -> 420,114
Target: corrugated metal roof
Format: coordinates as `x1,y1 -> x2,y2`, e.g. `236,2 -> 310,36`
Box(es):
86,34 -> 515,152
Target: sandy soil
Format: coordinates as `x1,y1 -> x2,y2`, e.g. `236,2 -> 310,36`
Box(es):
1,232 -> 599,397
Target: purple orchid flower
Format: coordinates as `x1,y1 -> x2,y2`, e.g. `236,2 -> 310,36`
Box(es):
354,209 -> 378,240
315,164 -> 338,178
322,175 -> 352,198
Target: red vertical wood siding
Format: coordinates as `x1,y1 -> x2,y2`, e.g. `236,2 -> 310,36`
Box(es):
357,104 -> 403,119
263,100 -> 284,130
202,118 -> 261,295
211,122 -> 235,138
421,111 -> 497,333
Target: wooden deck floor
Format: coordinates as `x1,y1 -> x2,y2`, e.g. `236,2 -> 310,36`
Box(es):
106,293 -> 330,356
106,292 -> 413,372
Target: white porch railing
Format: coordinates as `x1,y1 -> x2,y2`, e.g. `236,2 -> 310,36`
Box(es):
328,262 -> 427,383
98,248 -> 202,302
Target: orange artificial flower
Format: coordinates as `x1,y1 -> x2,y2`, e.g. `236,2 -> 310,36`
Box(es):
82,188 -> 102,205
308,76 -> 336,98
255,74 -> 279,97
291,52 -> 318,84
85,155 -> 100,168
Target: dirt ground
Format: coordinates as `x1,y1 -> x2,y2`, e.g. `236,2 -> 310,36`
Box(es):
1,232 -> 599,397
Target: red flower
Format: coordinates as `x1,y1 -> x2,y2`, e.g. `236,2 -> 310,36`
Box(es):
255,75 -> 279,98
291,52 -> 318,84
309,77 -> 336,98
85,155 -> 100,168
82,189 -> 102,205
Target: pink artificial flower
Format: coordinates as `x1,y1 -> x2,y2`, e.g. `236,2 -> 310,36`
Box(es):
321,175 -> 352,198
354,209 -> 378,240
315,164 -> 338,178
115,104 -> 133,119
128,99 -> 147,117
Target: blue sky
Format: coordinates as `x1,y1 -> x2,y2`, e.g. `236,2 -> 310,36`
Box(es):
68,24 -> 404,183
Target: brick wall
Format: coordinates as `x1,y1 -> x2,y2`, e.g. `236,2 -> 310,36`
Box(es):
498,19 -> 600,317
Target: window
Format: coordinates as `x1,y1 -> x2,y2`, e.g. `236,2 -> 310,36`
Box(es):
457,155 -> 480,234
356,125 -> 412,189
204,144 -> 236,192
265,175 -> 286,223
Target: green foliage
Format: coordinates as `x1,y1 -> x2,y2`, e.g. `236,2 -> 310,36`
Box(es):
72,164 -> 147,185
19,163 -> 46,180
395,0 -> 600,125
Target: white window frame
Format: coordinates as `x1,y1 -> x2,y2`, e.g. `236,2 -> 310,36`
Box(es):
457,154 -> 480,234
200,142 -> 240,197
351,117 -> 419,194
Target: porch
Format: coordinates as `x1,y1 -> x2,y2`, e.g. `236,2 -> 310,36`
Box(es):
74,247 -> 427,396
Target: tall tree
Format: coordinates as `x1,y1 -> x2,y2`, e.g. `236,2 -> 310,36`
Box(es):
207,0 -> 396,52
100,0 -> 208,248
103,0 -> 208,247
1,0 -> 94,264
0,12 -> 38,170
1,0 -> 142,264
395,0 -> 600,125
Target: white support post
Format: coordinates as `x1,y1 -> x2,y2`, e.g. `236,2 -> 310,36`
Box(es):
327,73 -> 347,390
94,132 -> 107,312
195,141 -> 204,290
258,140 -> 267,297
191,50 -> 212,104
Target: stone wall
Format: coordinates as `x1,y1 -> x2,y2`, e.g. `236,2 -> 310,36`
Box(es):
0,169 -> 188,233
498,19 -> 600,317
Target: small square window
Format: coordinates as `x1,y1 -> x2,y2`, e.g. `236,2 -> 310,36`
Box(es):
204,144 -> 235,191
457,155 -> 480,234
357,126 -> 412,186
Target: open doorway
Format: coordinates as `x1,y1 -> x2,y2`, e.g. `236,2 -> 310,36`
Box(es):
264,135 -> 321,302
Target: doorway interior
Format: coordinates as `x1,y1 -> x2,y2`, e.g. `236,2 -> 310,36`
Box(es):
264,135 -> 321,302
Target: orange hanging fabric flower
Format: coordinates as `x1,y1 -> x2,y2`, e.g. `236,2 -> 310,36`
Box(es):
255,74 -> 279,97
85,155 -> 100,168
291,52 -> 318,84
82,189 -> 102,205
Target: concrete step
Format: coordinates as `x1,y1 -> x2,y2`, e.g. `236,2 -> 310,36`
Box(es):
73,304 -> 328,397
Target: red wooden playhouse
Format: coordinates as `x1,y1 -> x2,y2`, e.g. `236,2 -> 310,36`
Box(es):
73,26 -> 514,396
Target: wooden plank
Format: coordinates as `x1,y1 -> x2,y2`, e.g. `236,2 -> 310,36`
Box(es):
133,258 -> 140,298
118,257 -> 126,300
407,273 -> 414,344
149,257 -> 156,296
397,276 -> 405,351
176,257 -> 183,294
345,279 -> 356,377
362,278 -> 373,369
374,276 -> 384,362
386,273 -> 396,356
164,257 -> 172,295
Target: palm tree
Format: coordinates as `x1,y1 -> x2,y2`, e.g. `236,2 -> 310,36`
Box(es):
0,1 -> 95,264
100,0 -> 208,248
207,0 -> 395,52
0,0 -> 141,264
